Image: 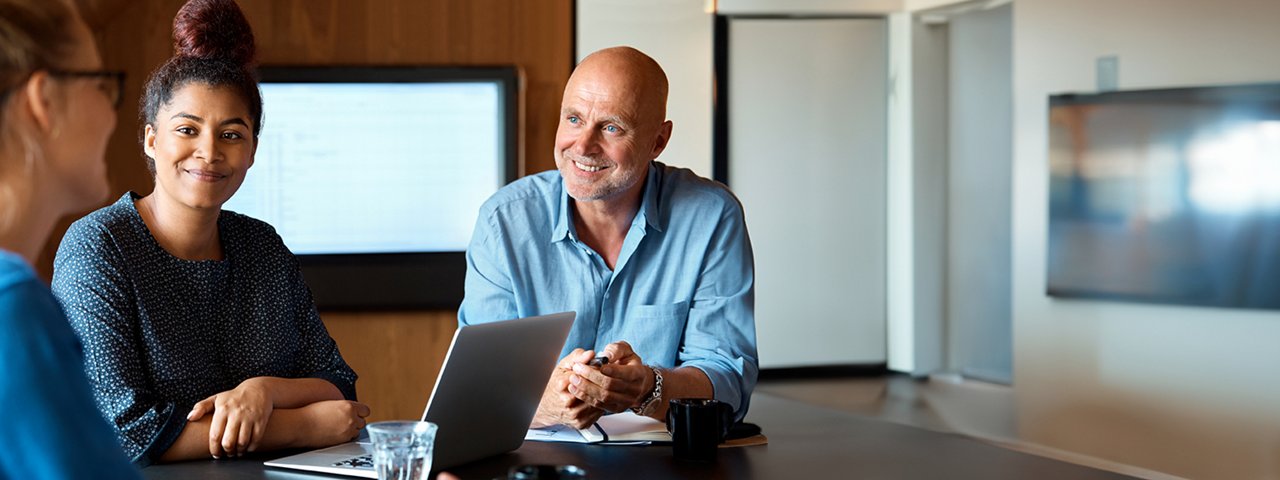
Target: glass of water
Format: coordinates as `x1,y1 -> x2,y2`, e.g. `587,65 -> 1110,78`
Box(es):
367,421 -> 438,480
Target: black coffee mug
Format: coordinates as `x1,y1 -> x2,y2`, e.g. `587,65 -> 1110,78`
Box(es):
666,398 -> 734,462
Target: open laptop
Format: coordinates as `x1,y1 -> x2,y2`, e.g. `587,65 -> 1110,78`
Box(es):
265,312 -> 575,477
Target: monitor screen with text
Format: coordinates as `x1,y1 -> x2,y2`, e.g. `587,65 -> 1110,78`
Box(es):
223,78 -> 509,255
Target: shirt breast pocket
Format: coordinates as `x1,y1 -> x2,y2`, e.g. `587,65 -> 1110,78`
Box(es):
624,301 -> 691,366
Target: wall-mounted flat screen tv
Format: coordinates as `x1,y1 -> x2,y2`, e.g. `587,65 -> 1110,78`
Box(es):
1047,82 -> 1280,310
222,66 -> 519,310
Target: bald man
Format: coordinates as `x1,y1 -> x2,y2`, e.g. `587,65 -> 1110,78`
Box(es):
459,47 -> 758,428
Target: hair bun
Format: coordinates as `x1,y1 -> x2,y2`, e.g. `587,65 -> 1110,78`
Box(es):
171,0 -> 255,66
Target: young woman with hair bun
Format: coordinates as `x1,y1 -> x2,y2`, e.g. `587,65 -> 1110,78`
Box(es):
51,0 -> 369,465
0,0 -> 139,477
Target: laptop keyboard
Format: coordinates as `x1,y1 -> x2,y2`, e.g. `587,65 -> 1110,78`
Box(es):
332,454 -> 375,469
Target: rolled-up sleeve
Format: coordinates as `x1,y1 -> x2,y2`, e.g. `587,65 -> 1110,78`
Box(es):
51,222 -> 183,467
290,255 -> 358,401
297,311 -> 358,401
459,207 -> 518,327
677,200 -> 759,420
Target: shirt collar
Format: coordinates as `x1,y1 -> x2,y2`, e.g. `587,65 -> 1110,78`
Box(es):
551,182 -> 572,243
636,163 -> 664,234
550,162 -> 665,244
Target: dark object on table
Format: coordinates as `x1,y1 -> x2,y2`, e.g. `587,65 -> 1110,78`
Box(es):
666,398 -> 734,462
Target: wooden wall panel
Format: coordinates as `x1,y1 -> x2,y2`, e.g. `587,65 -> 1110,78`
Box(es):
62,0 -> 572,422
321,311 -> 458,423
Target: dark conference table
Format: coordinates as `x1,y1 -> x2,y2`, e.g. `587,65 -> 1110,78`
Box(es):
142,393 -> 1134,479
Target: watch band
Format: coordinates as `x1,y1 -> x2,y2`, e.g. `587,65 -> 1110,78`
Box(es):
630,366 -> 663,416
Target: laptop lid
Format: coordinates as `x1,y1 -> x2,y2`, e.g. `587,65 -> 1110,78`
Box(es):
425,311 -> 575,469
264,311 -> 575,476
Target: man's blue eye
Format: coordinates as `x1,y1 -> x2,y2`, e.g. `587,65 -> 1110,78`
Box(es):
605,125 -> 618,133
568,116 -> 580,124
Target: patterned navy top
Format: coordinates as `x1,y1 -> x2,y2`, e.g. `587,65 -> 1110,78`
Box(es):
51,192 -> 357,467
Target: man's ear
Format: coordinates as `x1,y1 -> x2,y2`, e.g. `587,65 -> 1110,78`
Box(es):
22,71 -> 56,134
651,120 -> 673,159
143,124 -> 158,159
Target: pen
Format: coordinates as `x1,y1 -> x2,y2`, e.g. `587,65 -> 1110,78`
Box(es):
589,356 -> 608,368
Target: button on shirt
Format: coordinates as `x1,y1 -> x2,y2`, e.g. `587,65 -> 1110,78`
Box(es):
459,162 -> 759,417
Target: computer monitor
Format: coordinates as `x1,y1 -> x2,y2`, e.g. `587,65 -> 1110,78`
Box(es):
223,66 -> 519,309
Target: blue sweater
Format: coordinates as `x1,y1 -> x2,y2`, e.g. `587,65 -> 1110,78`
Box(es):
0,249 -> 139,479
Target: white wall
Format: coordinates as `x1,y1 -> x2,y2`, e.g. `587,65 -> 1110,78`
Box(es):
886,11 -> 950,374
1012,1 -> 1280,478
908,14 -> 949,376
946,3 -> 1012,383
730,18 -> 889,368
575,0 -> 714,176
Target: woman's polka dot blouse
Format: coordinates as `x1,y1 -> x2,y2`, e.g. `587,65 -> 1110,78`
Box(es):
51,192 -> 358,467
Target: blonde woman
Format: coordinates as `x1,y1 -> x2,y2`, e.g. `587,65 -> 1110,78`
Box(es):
0,0 -> 138,478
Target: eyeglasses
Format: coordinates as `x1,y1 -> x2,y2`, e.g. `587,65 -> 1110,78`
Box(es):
47,69 -> 126,109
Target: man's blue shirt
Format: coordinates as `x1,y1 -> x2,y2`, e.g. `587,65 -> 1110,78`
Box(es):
459,162 -> 759,417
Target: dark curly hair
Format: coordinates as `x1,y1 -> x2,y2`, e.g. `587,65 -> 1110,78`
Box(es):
139,0 -> 262,175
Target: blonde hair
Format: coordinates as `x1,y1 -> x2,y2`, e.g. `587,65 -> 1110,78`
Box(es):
0,0 -> 79,230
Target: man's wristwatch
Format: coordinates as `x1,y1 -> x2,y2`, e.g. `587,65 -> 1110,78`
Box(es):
630,366 -> 663,416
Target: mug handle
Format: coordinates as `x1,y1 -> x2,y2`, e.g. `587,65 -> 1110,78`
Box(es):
665,403 -> 677,433
716,402 -> 734,443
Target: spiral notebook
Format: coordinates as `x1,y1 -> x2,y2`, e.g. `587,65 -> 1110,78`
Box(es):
525,412 -> 672,445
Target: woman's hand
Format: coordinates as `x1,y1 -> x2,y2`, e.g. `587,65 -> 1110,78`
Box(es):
187,377 -> 274,458
299,400 -> 372,448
